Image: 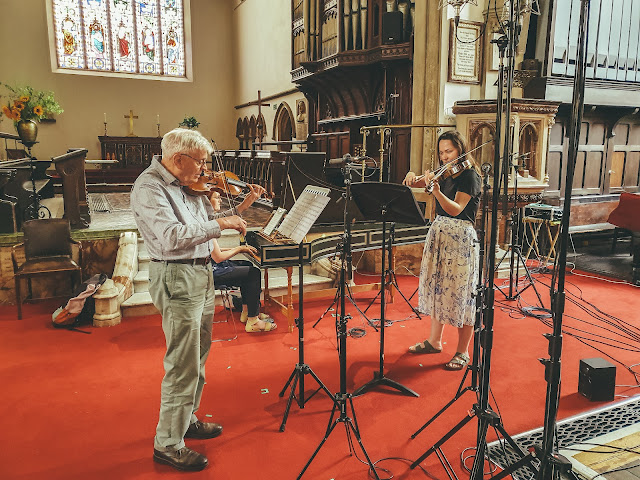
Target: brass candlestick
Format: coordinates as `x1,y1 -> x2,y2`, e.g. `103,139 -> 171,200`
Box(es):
104,121 -> 108,136
157,122 -> 161,137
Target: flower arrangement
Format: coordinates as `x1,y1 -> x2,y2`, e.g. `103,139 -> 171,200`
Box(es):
179,115 -> 200,129
1,84 -> 64,125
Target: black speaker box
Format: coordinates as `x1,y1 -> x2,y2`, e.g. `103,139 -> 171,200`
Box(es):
578,357 -> 616,401
382,11 -> 403,45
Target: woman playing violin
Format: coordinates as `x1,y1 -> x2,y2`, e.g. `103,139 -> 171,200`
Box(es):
403,130 -> 481,371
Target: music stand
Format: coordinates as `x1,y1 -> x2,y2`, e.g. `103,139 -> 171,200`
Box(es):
351,182 -> 426,397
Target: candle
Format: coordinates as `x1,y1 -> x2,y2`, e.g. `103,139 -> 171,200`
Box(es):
156,114 -> 160,124
104,112 -> 107,123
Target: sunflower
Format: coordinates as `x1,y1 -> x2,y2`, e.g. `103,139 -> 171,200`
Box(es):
19,95 -> 29,103
13,100 -> 25,111
2,105 -> 12,118
11,108 -> 21,121
33,105 -> 44,116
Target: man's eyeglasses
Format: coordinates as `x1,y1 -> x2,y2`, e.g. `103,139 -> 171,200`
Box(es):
181,153 -> 208,168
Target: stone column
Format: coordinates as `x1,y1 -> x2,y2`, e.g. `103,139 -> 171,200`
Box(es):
410,0 -> 442,175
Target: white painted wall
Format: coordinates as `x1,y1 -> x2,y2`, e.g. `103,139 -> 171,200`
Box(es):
231,0 -> 306,147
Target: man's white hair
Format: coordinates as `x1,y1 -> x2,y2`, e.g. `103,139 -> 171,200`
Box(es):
161,128 -> 213,159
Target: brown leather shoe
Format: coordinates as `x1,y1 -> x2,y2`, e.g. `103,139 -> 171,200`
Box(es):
184,420 -> 223,439
153,446 -> 208,471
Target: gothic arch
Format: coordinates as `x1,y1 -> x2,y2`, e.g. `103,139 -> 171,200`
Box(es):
236,118 -> 244,148
249,115 -> 257,142
241,117 -> 250,149
519,122 -> 539,178
469,121 -> 497,170
273,102 -> 295,151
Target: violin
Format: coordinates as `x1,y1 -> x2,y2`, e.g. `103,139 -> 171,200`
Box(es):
185,169 -> 273,199
423,157 -> 474,193
410,138 -> 492,193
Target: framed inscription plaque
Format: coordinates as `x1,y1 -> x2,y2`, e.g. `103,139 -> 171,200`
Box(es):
448,20 -> 483,84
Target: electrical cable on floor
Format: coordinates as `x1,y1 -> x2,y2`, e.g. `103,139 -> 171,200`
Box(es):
348,326 -> 366,338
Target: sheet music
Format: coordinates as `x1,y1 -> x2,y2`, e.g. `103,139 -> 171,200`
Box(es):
262,207 -> 287,236
277,186 -> 331,244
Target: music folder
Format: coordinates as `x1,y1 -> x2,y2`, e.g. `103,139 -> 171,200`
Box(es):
350,182 -> 427,226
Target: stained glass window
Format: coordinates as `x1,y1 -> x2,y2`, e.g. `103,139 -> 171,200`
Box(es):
50,0 -> 187,78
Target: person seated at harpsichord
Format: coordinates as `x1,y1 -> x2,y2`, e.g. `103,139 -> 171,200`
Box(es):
209,191 -> 277,333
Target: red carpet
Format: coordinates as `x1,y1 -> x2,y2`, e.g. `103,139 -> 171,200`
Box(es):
1,271 -> 638,479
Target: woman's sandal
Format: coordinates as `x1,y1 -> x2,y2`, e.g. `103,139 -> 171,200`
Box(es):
408,340 -> 442,354
240,312 -> 273,324
245,318 -> 277,333
444,352 -> 470,370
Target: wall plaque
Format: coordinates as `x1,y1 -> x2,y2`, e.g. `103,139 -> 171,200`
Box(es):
448,20 -> 483,85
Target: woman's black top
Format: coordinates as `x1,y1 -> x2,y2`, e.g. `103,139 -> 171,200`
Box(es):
434,169 -> 482,224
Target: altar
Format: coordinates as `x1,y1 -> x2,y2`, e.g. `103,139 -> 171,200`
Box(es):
98,135 -> 161,168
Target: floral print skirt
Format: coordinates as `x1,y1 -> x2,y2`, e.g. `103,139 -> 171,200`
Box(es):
417,215 -> 479,328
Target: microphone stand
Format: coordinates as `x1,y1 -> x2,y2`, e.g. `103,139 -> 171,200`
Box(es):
495,159 -> 544,306
297,166 -> 381,480
411,6 -> 534,477
487,2 -> 590,479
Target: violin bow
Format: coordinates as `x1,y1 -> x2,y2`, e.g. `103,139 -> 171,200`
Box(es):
210,139 -> 241,217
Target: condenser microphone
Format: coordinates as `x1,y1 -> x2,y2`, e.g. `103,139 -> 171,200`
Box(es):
327,154 -> 353,166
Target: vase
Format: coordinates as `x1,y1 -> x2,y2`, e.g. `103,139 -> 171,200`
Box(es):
16,119 -> 38,146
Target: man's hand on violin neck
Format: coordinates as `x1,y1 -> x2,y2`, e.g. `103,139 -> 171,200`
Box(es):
218,215 -> 247,235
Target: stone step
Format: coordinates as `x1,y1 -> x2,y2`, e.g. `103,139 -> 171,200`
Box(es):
121,292 -> 159,317
121,272 -> 335,317
133,270 -> 149,293
138,250 -> 150,272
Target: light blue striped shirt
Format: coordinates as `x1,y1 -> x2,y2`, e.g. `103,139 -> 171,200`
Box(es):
130,158 -> 229,261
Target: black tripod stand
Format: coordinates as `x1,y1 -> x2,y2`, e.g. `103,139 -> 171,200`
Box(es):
495,160 -> 544,306
297,179 -> 381,480
362,221 -> 422,320
313,163 -> 374,330
313,243 -> 375,329
487,2 -> 591,480
279,243 -> 333,432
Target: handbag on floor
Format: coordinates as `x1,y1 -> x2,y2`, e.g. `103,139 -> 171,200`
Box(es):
52,274 -> 108,332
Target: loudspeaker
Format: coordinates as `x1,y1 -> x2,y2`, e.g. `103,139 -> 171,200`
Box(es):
382,11 -> 403,45
578,357 -> 616,401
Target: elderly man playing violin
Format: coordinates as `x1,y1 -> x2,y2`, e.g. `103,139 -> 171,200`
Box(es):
403,130 -> 482,372
131,128 -> 247,472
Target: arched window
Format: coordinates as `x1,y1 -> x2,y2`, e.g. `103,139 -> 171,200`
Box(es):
48,0 -> 190,79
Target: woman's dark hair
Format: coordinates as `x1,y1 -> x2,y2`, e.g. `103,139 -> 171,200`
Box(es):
437,130 -> 480,173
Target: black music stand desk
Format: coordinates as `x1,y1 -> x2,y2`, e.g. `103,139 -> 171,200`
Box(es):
351,182 -> 426,397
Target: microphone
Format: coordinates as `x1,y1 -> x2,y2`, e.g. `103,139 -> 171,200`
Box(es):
327,153 -> 353,166
439,0 -> 478,28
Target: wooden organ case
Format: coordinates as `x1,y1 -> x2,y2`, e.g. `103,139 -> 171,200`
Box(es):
291,0 -> 416,184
